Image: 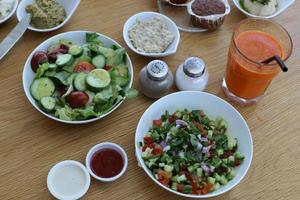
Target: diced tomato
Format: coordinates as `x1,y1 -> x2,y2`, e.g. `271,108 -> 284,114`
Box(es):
168,115 -> 177,124
176,184 -> 184,192
142,142 -> 156,152
193,121 -> 207,135
152,145 -> 163,156
143,136 -> 154,145
74,61 -> 95,72
153,119 -> 162,127
157,170 -> 169,186
201,183 -> 213,194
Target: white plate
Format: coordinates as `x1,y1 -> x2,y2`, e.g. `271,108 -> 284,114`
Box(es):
123,11 -> 180,58
16,0 -> 80,32
135,91 -> 253,198
233,0 -> 295,19
22,31 -> 133,124
0,0 -> 18,24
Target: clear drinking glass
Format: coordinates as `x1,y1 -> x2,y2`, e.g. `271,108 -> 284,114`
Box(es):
222,19 -> 293,106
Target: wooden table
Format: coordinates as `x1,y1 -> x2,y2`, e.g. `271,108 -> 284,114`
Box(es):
0,0 -> 299,199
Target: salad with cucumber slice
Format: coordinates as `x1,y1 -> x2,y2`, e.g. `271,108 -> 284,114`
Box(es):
29,32 -> 136,121
140,109 -> 244,195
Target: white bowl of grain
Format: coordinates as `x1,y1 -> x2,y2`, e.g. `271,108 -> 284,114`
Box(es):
123,11 -> 180,58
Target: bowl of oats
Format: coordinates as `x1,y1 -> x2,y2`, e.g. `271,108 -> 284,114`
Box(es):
123,11 -> 180,58
0,0 -> 18,24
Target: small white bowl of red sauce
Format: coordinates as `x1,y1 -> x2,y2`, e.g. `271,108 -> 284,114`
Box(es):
86,142 -> 128,182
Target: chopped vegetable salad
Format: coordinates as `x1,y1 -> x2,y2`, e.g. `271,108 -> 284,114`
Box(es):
140,109 -> 244,195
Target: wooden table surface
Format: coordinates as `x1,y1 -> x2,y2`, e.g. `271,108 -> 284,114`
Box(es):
0,0 -> 299,199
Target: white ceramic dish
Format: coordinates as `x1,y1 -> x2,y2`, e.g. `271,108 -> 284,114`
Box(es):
47,160 -> 91,200
16,0 -> 80,32
135,91 -> 253,198
22,31 -> 133,124
233,0 -> 295,19
123,11 -> 180,58
86,142 -> 128,182
0,0 -> 18,24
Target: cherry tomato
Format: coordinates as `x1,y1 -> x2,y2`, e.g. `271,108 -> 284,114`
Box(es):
47,44 -> 69,62
66,91 -> 89,108
153,119 -> 162,127
142,143 -> 156,152
74,61 -> 95,73
31,51 -> 48,72
157,170 -> 169,186
143,136 -> 154,145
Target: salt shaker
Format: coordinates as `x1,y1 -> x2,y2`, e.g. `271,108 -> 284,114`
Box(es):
175,57 -> 209,91
139,60 -> 174,99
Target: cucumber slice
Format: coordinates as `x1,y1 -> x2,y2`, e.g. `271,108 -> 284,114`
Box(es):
48,63 -> 57,69
86,69 -> 111,91
86,91 -> 95,105
74,73 -> 87,91
115,76 -> 128,87
66,73 -> 77,86
69,45 -> 83,57
40,96 -> 56,112
30,78 -> 55,101
92,55 -> 105,68
56,54 -> 74,67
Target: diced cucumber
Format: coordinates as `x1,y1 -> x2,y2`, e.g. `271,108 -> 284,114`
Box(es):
40,97 -> 56,112
176,174 -> 187,183
56,54 -> 74,67
227,135 -> 237,150
208,177 -> 216,184
69,45 -> 83,57
74,73 -> 87,91
214,173 -> 221,181
216,149 -> 224,156
219,175 -> 228,185
227,170 -> 235,180
187,166 -> 194,173
92,55 -> 106,68
115,76 -> 128,87
222,158 -> 228,164
141,148 -> 152,158
234,151 -> 245,160
164,165 -> 173,173
158,163 -> 165,168
208,130 -> 213,138
30,78 -> 55,101
183,185 -> 192,194
171,182 -> 178,191
213,182 -> 221,191
86,69 -> 111,91
228,155 -> 235,162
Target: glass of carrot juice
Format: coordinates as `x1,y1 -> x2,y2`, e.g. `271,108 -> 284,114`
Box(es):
222,19 -> 293,106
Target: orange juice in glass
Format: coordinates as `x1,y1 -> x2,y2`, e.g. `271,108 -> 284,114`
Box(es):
222,19 -> 293,106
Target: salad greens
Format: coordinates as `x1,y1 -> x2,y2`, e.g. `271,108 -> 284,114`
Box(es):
30,32 -> 136,121
140,109 -> 244,195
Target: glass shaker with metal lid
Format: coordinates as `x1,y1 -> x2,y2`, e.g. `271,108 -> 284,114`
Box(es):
139,60 -> 174,99
175,57 -> 209,91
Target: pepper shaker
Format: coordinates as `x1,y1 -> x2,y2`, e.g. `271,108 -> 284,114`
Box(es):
175,57 -> 209,91
139,60 -> 174,99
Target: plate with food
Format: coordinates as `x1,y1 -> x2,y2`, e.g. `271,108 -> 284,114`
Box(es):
135,91 -> 252,198
123,11 -> 180,57
233,0 -> 295,18
0,0 -> 18,24
157,0 -> 231,32
16,0 -> 80,32
23,31 -> 134,124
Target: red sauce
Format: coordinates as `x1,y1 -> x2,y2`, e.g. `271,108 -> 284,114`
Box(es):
90,148 -> 124,178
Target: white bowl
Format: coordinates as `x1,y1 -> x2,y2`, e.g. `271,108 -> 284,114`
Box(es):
233,0 -> 295,19
22,31 -> 133,124
85,142 -> 128,182
123,11 -> 180,58
16,0 -> 80,32
135,91 -> 253,198
0,0 -> 18,24
47,160 -> 91,200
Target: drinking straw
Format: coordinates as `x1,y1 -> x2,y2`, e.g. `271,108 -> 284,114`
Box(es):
262,55 -> 288,72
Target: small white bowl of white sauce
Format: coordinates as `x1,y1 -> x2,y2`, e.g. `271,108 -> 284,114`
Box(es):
47,160 -> 91,200
0,0 -> 18,24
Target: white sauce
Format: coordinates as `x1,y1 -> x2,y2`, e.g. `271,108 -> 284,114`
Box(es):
51,164 -> 87,197
0,0 -> 14,19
